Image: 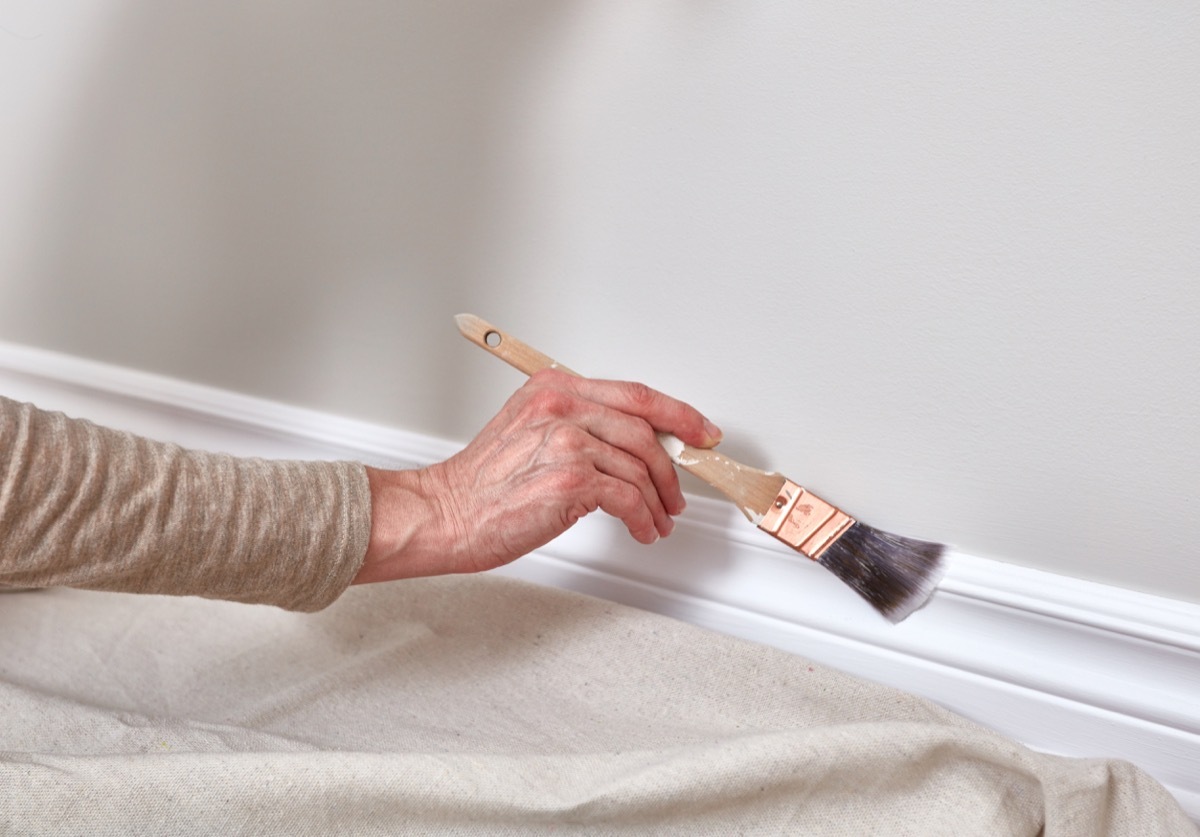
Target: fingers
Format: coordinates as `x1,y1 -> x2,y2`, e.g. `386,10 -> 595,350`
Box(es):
578,432 -> 676,539
575,404 -> 685,519
518,373 -> 692,521
537,370 -> 723,450
591,470 -> 663,544
356,370 -> 719,582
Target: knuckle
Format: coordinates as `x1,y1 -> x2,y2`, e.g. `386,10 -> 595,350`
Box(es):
622,381 -> 657,410
561,500 -> 592,528
545,422 -> 587,455
614,482 -> 645,515
547,468 -> 587,498
524,385 -> 574,418
528,368 -> 570,390
633,420 -> 659,454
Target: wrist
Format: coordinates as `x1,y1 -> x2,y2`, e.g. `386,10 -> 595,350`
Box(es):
354,465 -> 454,584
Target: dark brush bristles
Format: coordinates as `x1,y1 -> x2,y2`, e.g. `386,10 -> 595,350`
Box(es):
817,522 -> 946,623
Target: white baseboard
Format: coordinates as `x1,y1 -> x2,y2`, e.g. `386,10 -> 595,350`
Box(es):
2,341 -> 1198,820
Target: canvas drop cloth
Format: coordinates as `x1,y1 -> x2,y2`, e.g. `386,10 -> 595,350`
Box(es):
0,574 -> 1193,836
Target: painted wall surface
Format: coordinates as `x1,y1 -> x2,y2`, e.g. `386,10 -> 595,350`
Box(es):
2,2 -> 1198,601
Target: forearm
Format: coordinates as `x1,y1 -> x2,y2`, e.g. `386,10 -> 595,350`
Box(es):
0,396 -> 371,611
1,368 -> 722,602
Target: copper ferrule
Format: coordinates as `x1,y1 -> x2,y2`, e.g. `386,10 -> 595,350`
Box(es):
757,479 -> 856,560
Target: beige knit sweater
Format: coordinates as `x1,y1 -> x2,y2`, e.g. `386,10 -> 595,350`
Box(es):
0,395 -> 371,611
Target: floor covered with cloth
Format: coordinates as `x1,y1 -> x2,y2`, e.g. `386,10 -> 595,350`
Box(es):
0,574 -> 1194,835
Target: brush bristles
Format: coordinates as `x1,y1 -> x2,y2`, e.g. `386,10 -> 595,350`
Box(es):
817,522 -> 946,623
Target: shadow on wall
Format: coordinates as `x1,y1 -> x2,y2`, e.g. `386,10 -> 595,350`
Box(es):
21,0 -> 567,433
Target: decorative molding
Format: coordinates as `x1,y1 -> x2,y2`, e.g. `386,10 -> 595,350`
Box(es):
2,341 -> 1198,820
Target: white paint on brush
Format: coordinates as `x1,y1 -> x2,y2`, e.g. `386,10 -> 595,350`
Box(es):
657,432 -> 699,466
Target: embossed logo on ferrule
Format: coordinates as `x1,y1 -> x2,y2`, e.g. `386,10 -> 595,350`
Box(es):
758,479 -> 855,560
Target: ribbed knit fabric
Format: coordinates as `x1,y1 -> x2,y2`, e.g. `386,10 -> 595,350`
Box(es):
0,395 -> 370,611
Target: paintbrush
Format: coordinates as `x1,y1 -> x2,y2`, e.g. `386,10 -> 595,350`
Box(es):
455,313 -> 945,622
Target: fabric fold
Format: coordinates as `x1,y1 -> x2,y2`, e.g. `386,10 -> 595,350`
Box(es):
0,576 -> 1192,835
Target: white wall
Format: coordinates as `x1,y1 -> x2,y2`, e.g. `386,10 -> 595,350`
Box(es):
2,1 -> 1198,603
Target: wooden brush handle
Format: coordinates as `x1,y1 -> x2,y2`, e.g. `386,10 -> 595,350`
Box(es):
454,314 -> 784,520
455,313 -> 580,377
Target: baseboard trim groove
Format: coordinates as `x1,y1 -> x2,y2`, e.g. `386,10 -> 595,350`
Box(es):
2,341 -> 1197,820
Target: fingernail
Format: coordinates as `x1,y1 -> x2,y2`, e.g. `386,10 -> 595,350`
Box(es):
703,420 -> 723,445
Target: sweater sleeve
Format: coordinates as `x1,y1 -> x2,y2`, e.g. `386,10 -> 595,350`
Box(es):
0,395 -> 371,611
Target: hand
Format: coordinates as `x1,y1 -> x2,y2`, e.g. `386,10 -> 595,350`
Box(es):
352,369 -> 722,584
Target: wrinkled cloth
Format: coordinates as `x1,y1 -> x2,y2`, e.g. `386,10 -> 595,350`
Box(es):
1,575 -> 1193,836
0,395 -> 370,611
